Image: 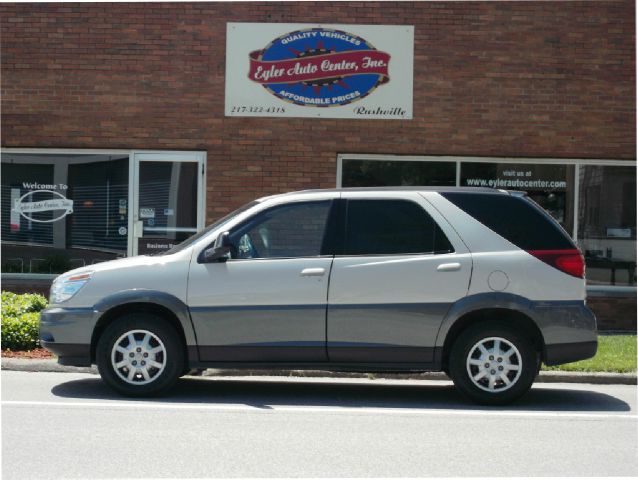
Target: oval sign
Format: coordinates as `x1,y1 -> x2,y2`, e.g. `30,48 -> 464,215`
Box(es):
12,189 -> 74,223
248,28 -> 391,107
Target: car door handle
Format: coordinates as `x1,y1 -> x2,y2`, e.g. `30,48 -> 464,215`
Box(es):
437,262 -> 461,272
300,268 -> 326,277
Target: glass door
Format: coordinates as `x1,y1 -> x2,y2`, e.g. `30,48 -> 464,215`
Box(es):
131,152 -> 205,256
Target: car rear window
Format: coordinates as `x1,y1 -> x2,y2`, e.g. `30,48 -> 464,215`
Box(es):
441,192 -> 575,250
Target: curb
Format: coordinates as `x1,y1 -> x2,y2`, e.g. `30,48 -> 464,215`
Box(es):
1,358 -> 97,375
2,357 -> 636,385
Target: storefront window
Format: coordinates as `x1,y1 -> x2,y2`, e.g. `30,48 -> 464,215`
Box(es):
342,160 -> 456,187
577,166 -> 636,286
460,162 -> 575,235
340,156 -> 636,288
1,153 -> 129,273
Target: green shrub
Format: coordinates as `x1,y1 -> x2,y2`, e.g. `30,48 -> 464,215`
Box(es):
1,312 -> 40,350
1,291 -> 48,317
1,292 -> 48,350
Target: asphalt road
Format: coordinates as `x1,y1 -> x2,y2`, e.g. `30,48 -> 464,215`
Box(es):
2,370 -> 637,478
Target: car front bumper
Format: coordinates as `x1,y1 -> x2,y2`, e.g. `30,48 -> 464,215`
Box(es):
39,307 -> 97,367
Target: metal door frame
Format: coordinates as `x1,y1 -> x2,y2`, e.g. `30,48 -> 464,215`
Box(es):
130,151 -> 206,256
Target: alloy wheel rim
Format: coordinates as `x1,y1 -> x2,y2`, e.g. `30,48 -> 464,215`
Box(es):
466,336 -> 522,393
111,329 -> 167,385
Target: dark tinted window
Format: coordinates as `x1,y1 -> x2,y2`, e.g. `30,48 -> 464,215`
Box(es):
229,201 -> 332,259
342,160 -> 456,187
344,200 -> 453,255
442,192 -> 575,250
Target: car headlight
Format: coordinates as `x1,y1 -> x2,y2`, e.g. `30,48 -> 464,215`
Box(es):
50,272 -> 93,304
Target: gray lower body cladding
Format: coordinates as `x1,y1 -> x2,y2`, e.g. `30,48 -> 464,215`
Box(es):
39,299 -> 597,369
543,341 -> 598,366
532,300 -> 598,365
189,302 -> 448,363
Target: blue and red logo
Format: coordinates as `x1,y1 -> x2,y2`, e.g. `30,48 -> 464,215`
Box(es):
248,28 -> 391,107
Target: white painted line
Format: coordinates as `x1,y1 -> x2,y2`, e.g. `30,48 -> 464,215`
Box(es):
2,400 -> 636,420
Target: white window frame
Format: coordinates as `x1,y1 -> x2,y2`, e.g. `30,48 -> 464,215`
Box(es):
131,151 -> 206,256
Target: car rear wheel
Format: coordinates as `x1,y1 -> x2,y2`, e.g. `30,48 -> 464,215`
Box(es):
96,313 -> 184,396
449,321 -> 539,405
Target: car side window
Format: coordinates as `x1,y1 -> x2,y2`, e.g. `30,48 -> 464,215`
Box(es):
228,201 -> 332,259
344,199 -> 454,255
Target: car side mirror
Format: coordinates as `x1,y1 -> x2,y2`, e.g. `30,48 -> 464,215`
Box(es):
201,231 -> 232,263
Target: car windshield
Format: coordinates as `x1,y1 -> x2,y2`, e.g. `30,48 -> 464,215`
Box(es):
158,201 -> 260,256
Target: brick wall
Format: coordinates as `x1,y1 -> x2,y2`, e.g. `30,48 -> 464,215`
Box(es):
1,1 -> 635,222
587,295 -> 637,331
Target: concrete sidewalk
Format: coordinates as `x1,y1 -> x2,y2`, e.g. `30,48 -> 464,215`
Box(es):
2,357 -> 636,385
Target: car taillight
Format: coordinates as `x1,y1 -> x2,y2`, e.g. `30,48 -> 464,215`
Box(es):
527,249 -> 585,278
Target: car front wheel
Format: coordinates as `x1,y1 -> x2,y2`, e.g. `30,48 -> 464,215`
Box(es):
449,322 -> 539,405
96,313 -> 184,396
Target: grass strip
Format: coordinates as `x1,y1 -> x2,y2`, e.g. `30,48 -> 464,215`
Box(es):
543,335 -> 636,373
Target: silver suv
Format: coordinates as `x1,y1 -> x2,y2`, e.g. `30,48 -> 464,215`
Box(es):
41,188 -> 597,404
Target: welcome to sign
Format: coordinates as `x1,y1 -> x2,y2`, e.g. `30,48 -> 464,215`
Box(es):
225,23 -> 414,119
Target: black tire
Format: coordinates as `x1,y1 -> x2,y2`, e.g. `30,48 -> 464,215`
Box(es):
448,321 -> 539,405
96,313 -> 184,397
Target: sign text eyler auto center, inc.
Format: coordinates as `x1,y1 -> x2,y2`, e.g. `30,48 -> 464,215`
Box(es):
225,23 -> 414,119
